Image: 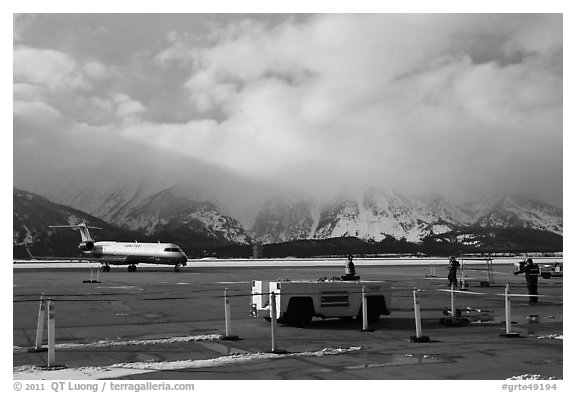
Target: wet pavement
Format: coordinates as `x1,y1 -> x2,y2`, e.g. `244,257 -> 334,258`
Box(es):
13,262 -> 563,379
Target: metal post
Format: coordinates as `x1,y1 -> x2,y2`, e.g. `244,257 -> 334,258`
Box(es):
440,284 -> 466,326
90,267 -> 94,282
361,286 -> 373,332
410,288 -> 430,342
224,288 -> 232,337
222,288 -> 239,340
33,294 -> 46,351
451,284 -> 456,320
427,263 -> 437,277
460,260 -> 467,290
270,291 -> 278,352
96,266 -> 100,282
413,288 -> 422,338
505,282 -> 512,335
47,299 -> 55,367
500,281 -> 520,337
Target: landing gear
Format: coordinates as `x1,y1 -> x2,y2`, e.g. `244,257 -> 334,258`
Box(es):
128,264 -> 137,272
174,264 -> 180,273
100,265 -> 111,272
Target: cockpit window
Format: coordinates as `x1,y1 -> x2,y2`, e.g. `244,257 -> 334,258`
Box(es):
164,247 -> 180,252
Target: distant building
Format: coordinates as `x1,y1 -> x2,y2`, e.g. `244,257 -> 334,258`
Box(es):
252,242 -> 263,259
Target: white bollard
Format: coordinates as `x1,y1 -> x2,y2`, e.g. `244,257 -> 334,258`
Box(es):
451,285 -> 456,320
485,258 -> 493,285
500,282 -> 520,337
33,294 -> 46,351
224,288 -> 232,337
426,264 -> 437,277
413,288 -> 422,338
460,261 -> 467,290
440,284 -> 467,326
505,282 -> 512,334
221,288 -> 239,340
47,299 -> 55,367
83,265 -> 100,283
361,286 -> 373,332
270,291 -> 278,352
31,295 -> 46,351
410,288 -> 430,342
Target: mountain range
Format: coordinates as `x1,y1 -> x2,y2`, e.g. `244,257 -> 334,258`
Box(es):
13,184 -> 563,257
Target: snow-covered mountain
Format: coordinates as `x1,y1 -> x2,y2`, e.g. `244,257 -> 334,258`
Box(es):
118,183 -> 250,244
23,175 -> 251,245
467,193 -> 563,234
251,188 -> 563,245
252,188 -> 460,244
252,196 -> 318,243
15,182 -> 562,254
13,188 -> 134,256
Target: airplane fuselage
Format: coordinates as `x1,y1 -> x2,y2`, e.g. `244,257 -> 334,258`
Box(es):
49,223 -> 188,272
85,241 -> 188,267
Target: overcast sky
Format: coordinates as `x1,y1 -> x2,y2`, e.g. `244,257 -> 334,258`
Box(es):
13,13 -> 563,208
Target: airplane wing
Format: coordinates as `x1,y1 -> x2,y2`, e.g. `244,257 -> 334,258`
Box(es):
81,255 -> 160,265
75,256 -> 130,265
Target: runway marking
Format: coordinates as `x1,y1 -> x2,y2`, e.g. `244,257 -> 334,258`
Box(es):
96,286 -> 143,290
217,281 -> 251,284
13,346 -> 362,380
344,354 -> 446,369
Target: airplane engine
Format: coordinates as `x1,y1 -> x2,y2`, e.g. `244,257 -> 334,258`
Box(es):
78,241 -> 94,252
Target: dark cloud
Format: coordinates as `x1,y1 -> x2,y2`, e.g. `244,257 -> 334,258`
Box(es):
13,14 -> 563,211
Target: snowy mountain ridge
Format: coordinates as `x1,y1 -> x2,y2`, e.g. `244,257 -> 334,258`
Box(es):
252,188 -> 563,244
15,182 -> 563,249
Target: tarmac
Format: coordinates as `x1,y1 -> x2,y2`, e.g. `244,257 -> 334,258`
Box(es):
13,261 -> 563,380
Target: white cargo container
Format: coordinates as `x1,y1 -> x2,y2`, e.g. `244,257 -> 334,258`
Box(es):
250,278 -> 392,326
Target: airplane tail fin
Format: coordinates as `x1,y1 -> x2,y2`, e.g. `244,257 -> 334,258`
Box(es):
49,222 -> 102,242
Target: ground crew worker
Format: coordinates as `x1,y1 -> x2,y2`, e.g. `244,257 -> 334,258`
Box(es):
342,254 -> 359,281
514,258 -> 540,304
447,256 -> 460,288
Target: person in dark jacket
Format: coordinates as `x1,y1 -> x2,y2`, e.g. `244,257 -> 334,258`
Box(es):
514,258 -> 540,303
447,256 -> 460,288
342,254 -> 359,280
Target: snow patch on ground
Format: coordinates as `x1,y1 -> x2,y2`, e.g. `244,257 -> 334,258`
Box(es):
537,334 -> 563,340
507,374 -> 560,380
13,346 -> 362,380
13,334 -> 223,354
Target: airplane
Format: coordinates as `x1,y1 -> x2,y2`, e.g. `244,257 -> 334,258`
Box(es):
49,223 -> 188,272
